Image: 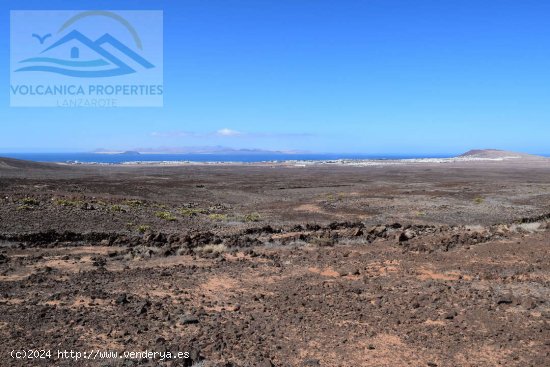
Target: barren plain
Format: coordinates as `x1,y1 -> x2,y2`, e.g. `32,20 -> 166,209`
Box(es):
0,157 -> 549,366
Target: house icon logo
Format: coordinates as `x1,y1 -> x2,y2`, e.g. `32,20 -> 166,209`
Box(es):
10,10 -> 163,107
14,11 -> 154,78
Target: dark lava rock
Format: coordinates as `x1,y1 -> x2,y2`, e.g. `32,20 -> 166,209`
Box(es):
338,267 -> 359,276
443,311 -> 457,320
180,315 -> 199,325
182,349 -> 203,366
302,359 -> 321,366
497,293 -> 513,305
398,229 -> 415,242
91,256 -> 107,267
136,300 -> 151,315
116,293 -> 129,305
153,232 -> 167,243
80,202 -> 95,210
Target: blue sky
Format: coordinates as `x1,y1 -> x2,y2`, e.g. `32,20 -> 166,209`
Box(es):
1,0 -> 549,154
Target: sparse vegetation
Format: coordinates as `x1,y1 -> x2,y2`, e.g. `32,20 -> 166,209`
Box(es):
474,197 -> 484,204
325,192 -> 345,202
110,204 -> 126,213
54,198 -> 82,207
21,197 -> 40,206
243,213 -> 261,222
125,199 -> 144,207
208,213 -> 228,221
137,224 -> 151,233
155,211 -> 177,221
179,207 -> 206,217
17,204 -> 34,211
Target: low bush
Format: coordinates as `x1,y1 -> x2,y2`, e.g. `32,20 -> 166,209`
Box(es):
179,208 -> 206,217
243,213 -> 261,222
54,198 -> 82,207
137,224 -> 151,233
21,197 -> 40,206
125,199 -> 144,207
208,213 -> 228,221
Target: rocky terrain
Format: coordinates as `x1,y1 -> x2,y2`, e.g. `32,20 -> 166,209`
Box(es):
0,157 -> 549,366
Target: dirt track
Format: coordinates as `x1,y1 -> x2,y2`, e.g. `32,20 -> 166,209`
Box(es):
0,159 -> 549,366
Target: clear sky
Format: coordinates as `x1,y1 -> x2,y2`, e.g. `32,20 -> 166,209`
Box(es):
1,0 -> 549,154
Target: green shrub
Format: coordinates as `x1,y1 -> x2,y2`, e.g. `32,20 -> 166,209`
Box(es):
208,213 -> 228,221
137,224 -> 151,233
110,204 -> 126,213
21,197 -> 40,206
243,213 -> 261,222
125,199 -> 144,207
179,207 -> 205,217
473,197 -> 484,204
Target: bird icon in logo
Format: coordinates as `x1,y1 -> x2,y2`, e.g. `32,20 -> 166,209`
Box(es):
32,33 -> 52,44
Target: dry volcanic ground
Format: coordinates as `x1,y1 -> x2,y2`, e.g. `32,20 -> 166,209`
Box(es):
0,156 -> 549,366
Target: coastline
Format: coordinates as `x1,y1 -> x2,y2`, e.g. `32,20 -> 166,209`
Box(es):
60,155 -> 537,167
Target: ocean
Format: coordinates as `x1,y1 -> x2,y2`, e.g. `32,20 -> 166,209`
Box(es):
0,152 -> 457,164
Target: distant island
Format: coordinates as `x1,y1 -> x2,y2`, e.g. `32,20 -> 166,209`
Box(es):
92,149 -> 140,155
92,146 -> 307,155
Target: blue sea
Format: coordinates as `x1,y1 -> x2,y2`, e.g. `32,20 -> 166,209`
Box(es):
0,152 -> 457,164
